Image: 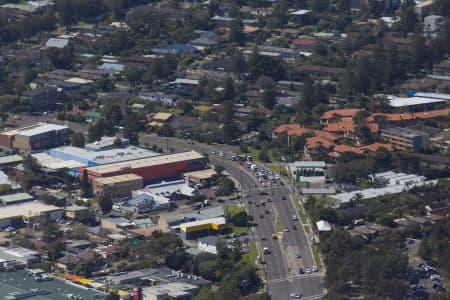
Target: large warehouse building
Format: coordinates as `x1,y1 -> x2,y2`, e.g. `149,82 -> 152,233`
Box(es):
81,151 -> 207,184
0,202 -> 62,229
0,123 -> 70,151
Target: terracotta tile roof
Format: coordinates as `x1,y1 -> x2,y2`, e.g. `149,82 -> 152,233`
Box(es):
243,25 -> 260,33
333,144 -> 365,154
312,130 -> 339,141
367,109 -> 450,123
323,121 -> 355,133
273,123 -> 309,136
415,108 -> 450,119
292,38 -> 317,47
320,108 -> 361,120
362,143 -> 394,152
306,136 -> 334,149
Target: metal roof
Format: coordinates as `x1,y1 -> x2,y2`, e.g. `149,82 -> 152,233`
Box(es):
15,123 -> 68,137
85,151 -> 204,174
0,155 -> 23,165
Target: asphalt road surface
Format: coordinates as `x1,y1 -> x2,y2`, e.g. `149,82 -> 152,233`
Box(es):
138,134 -> 324,299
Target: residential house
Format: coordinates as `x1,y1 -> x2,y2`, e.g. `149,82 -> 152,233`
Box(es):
45,38 -> 70,49
138,91 -> 178,106
151,44 -> 198,57
291,38 -> 317,52
298,65 -> 345,79
424,15 -> 442,33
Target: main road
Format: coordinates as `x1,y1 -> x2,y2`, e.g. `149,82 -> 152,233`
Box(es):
139,134 -> 324,299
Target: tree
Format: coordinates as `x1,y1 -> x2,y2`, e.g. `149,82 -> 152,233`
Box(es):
217,177 -> 235,196
71,132 -> 85,147
258,151 -> 270,163
230,211 -> 249,227
223,77 -> 235,101
229,19 -> 244,46
411,28 -> 428,72
309,0 -> 330,13
261,88 -> 276,109
80,169 -> 91,198
215,164 -> 225,176
98,195 -> 113,214
56,0 -> 73,29
75,261 -> 93,277
47,241 -> 63,261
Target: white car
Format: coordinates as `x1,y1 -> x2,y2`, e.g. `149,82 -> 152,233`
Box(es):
312,266 -> 318,272
290,293 -> 301,298
292,215 -> 298,221
305,268 -> 312,274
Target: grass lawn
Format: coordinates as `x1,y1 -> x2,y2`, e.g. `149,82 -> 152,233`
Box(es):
298,210 -> 308,224
225,205 -> 245,216
303,225 -> 310,233
275,214 -> 284,232
232,225 -> 249,235
241,242 -> 258,267
247,148 -> 261,162
311,246 -> 322,267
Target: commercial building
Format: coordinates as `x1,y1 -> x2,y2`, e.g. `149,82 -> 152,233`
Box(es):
142,282 -> 199,300
0,193 -> 34,206
64,205 -> 91,221
289,161 -> 327,184
0,202 -> 62,229
92,174 -> 144,201
0,123 -> 70,151
114,193 -> 170,214
47,145 -> 159,172
82,151 -> 207,184
136,179 -> 199,201
332,179 -> 438,205
184,169 -> 217,185
0,246 -> 40,268
380,127 -> 430,152
179,217 -> 227,240
85,136 -> 129,151
198,236 -> 220,254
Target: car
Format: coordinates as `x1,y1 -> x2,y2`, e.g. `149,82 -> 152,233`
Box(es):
282,195 -> 286,200
295,254 -> 301,259
259,214 -> 264,218
259,191 -> 268,195
293,225 -> 297,230
210,150 -> 216,154
261,237 -> 266,241
253,183 -> 258,187
290,293 -> 301,298
265,209 -> 270,214
312,266 -> 318,272
284,227 -> 289,232
292,215 -> 298,221
305,268 -> 312,274
299,268 -> 305,274
263,247 -> 271,254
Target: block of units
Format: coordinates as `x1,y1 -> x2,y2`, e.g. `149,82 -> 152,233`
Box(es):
92,174 -> 143,201
380,127 -> 430,152
82,151 -> 207,184
0,123 -> 70,151
179,217 -> 227,240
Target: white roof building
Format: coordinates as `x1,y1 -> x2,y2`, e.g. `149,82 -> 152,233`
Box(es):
45,38 -> 70,48
316,220 -> 332,232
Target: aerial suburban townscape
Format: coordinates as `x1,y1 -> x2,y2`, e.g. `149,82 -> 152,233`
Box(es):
0,0 -> 449,299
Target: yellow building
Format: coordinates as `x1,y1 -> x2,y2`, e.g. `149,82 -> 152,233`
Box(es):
179,217 -> 227,239
64,205 -> 91,221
